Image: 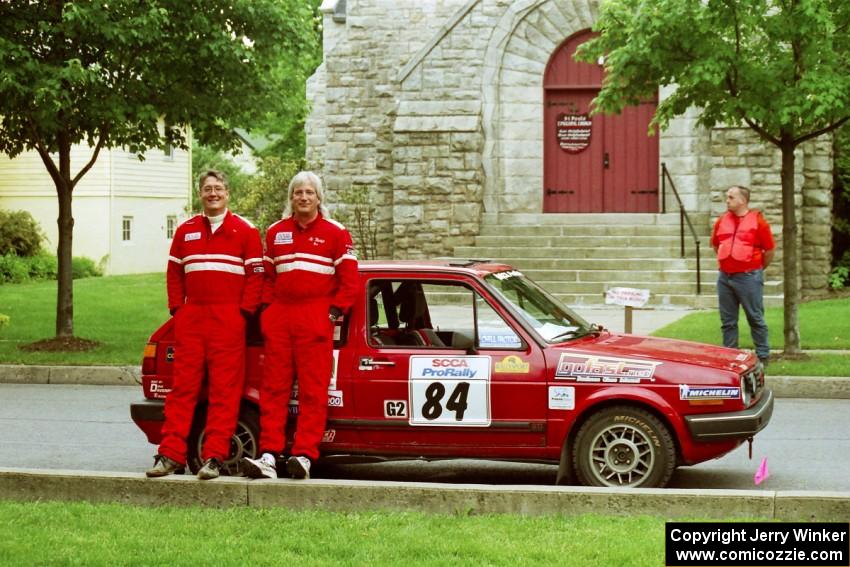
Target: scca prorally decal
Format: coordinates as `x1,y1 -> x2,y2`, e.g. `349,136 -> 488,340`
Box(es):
679,385 -> 740,400
418,358 -> 479,378
555,353 -> 661,383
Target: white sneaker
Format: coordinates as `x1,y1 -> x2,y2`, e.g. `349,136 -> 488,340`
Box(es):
286,455 -> 311,479
241,454 -> 277,479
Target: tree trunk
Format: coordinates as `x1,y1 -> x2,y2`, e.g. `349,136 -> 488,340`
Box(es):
780,135 -> 801,354
55,145 -> 74,338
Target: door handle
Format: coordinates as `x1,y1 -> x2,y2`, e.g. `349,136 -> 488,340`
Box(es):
603,152 -> 610,169
359,357 -> 396,370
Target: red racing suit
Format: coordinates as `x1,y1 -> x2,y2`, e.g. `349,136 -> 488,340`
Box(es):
259,213 -> 358,460
158,210 -> 264,465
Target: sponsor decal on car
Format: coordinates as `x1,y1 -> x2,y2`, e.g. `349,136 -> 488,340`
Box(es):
166,346 -> 174,362
328,390 -> 344,407
494,355 -> 530,373
548,386 -> 575,410
679,385 -> 741,400
184,231 -> 201,241
555,352 -> 660,383
383,400 -> 407,418
409,356 -> 491,427
321,429 -> 336,443
149,379 -> 172,398
491,270 -> 523,280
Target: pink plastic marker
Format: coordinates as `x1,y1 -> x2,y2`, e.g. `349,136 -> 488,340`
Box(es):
754,457 -> 770,485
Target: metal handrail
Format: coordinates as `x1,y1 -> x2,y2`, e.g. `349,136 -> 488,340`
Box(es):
660,162 -> 702,294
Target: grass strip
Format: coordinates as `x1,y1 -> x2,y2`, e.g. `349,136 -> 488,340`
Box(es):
0,501 -> 668,566
0,274 -> 168,365
651,297 -> 850,350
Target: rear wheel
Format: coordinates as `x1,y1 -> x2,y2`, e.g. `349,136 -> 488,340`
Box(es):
572,406 -> 675,488
187,404 -> 259,475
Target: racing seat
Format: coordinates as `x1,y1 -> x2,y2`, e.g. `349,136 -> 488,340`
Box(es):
395,282 -> 445,347
369,296 -> 396,346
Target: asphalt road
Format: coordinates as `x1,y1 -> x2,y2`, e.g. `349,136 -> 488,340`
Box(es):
1,383 -> 848,491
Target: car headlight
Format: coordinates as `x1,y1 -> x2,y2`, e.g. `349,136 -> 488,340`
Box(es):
739,362 -> 763,406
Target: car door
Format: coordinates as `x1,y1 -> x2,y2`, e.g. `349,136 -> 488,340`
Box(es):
351,275 -> 547,459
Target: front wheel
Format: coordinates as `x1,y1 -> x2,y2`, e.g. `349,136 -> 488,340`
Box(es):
187,404 -> 259,475
572,406 -> 675,488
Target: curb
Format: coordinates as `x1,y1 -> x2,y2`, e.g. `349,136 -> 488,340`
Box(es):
1,365 -> 849,398
0,364 -> 140,386
0,468 -> 847,521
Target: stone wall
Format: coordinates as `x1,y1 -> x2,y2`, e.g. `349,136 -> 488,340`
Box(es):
306,0 -> 834,297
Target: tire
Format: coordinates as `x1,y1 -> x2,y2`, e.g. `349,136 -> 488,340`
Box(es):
187,404 -> 259,475
572,406 -> 675,488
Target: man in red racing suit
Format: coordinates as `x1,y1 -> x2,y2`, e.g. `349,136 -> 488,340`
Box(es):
146,170 -> 264,480
242,171 -> 357,480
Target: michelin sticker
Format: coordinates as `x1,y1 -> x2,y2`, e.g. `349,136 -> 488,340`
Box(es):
679,385 -> 740,400
548,386 -> 575,410
409,355 -> 491,426
555,352 -> 660,383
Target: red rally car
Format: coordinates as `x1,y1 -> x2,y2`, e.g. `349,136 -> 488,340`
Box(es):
130,260 -> 773,488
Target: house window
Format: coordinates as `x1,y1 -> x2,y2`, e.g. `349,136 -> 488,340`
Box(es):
166,215 -> 177,239
122,216 -> 133,242
163,143 -> 174,160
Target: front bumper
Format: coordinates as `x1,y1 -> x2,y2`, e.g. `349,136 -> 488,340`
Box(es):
684,388 -> 774,441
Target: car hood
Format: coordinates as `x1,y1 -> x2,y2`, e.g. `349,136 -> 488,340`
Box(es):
564,332 -> 755,373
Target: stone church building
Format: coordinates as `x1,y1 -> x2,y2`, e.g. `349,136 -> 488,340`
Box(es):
306,0 -> 833,307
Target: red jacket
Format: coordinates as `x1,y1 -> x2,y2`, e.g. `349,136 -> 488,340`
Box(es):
711,210 -> 775,274
167,211 -> 264,311
262,213 -> 358,310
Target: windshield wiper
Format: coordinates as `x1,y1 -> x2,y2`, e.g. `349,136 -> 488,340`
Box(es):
548,328 -> 588,343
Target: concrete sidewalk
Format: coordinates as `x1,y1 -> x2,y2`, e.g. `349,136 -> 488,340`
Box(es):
1,468 -> 848,521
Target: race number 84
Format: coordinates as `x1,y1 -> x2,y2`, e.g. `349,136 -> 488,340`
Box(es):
410,379 -> 490,426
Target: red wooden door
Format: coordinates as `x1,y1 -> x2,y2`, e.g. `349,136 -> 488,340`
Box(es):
543,30 -> 658,213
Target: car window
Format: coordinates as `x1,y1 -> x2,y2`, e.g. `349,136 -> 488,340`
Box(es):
367,279 -> 522,350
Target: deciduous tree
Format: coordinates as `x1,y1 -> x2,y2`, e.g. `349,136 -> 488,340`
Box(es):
577,0 -> 850,354
0,0 -> 315,339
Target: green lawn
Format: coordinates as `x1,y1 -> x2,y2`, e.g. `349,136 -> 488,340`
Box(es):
652,297 -> 850,350
0,501 -> 688,566
0,274 -> 168,365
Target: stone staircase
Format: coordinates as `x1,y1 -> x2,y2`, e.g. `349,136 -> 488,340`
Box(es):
454,213 -> 784,309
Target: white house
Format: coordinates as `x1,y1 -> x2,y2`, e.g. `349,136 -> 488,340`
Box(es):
0,143 -> 192,275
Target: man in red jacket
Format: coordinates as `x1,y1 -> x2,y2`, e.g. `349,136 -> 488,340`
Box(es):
711,185 -> 775,366
146,170 -> 264,480
242,171 -> 357,480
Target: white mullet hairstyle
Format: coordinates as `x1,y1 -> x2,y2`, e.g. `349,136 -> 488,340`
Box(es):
283,170 -> 330,218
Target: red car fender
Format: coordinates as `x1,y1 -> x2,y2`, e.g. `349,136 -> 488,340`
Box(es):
570,385 -> 687,450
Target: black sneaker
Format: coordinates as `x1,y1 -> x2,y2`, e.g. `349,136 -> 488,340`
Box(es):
286,455 -> 311,479
759,357 -> 769,369
197,458 -> 222,480
146,455 -> 183,478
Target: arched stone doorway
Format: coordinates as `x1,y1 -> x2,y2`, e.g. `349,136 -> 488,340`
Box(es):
543,29 -> 659,213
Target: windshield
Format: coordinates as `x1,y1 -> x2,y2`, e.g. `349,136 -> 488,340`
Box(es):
483,270 -> 592,343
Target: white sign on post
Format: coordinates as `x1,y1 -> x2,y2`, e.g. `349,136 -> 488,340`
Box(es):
605,287 -> 650,308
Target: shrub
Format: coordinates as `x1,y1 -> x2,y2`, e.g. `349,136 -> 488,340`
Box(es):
27,251 -> 58,280
71,256 -> 102,279
0,253 -> 30,283
829,251 -> 850,289
0,313 -> 9,329
0,210 -> 45,257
